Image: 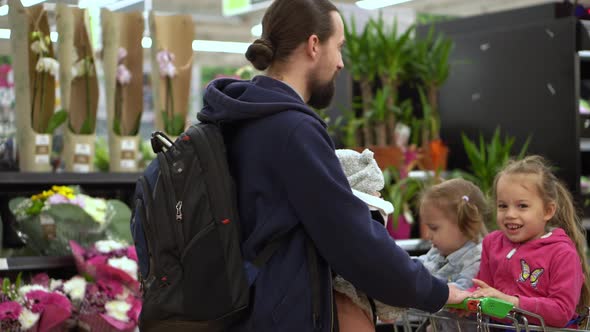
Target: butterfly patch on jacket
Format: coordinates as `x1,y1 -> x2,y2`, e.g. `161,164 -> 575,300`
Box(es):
517,259 -> 544,288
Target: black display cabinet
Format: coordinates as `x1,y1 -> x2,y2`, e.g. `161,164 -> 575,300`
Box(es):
419,2 -> 588,209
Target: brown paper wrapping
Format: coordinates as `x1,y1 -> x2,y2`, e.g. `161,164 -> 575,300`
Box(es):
9,0 -> 56,171
149,12 -> 194,136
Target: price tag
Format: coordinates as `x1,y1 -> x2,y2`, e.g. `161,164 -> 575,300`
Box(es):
73,164 -> 90,173
120,160 -> 136,169
35,155 -> 50,164
75,143 -> 91,155
121,139 -> 136,151
0,258 -> 8,270
35,134 -> 50,145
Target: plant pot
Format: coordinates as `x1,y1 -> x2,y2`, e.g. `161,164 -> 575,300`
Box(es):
352,145 -> 404,170
62,128 -> 95,172
109,135 -> 140,172
19,131 -> 53,172
418,139 -> 449,171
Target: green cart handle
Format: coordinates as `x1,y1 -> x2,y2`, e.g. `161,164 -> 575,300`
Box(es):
445,297 -> 514,319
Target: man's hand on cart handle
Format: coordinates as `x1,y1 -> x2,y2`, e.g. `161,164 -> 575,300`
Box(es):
471,279 -> 520,307
447,283 -> 472,304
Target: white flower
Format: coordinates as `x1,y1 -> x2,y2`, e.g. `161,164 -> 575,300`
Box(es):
108,257 -> 138,280
105,300 -> 131,322
116,64 -> 132,85
49,279 -> 63,291
30,40 -> 48,54
18,284 -> 48,297
95,240 -> 126,254
72,58 -> 94,79
35,57 -> 59,77
115,287 -> 130,301
80,195 -> 108,224
63,276 -> 86,301
18,309 -> 40,330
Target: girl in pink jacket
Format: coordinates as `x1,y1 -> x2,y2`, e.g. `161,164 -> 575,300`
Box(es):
471,156 -> 590,328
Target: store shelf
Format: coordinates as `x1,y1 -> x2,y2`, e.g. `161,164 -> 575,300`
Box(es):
0,256 -> 74,271
396,238 -> 431,254
0,172 -> 141,193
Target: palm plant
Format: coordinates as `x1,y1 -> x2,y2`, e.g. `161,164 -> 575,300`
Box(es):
367,86 -> 390,146
411,26 -> 453,140
373,17 -> 414,145
343,16 -> 379,146
455,127 -> 531,197
382,166 -> 424,229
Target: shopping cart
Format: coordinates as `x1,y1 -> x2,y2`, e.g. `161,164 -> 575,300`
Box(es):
380,297 -> 590,332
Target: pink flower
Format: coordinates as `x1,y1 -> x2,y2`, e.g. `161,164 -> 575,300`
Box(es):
47,193 -> 69,205
117,47 -> 127,63
126,246 -> 137,262
117,64 -> 132,85
156,50 -> 176,78
97,279 -> 124,299
26,290 -> 71,314
31,273 -> 50,288
127,297 -> 141,323
0,301 -> 22,320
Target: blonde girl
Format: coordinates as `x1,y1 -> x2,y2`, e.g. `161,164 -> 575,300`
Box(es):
472,155 -> 590,328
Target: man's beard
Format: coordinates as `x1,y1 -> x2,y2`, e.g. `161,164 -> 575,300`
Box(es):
307,72 -> 336,109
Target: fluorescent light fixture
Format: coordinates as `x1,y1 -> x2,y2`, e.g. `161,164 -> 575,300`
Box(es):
50,31 -> 58,42
79,0 -> 119,8
106,0 -> 143,11
251,24 -> 262,37
0,5 -> 9,16
579,50 -> 590,58
355,0 -> 412,10
141,36 -> 152,49
20,0 -> 46,7
0,29 -> 10,39
192,40 -> 250,54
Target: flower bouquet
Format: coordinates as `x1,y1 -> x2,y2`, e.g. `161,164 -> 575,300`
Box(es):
0,274 -> 72,332
8,186 -> 132,256
70,240 -> 139,295
68,239 -> 141,332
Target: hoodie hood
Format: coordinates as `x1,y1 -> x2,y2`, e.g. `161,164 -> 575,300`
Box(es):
198,75 -> 325,126
507,228 -> 575,251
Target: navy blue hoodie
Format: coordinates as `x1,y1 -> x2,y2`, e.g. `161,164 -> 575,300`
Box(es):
200,76 -> 448,331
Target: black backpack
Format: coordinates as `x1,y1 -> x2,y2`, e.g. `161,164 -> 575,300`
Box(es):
131,123 -> 295,331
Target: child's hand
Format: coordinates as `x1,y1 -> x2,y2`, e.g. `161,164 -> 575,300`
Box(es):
471,279 -> 519,307
446,284 -> 471,304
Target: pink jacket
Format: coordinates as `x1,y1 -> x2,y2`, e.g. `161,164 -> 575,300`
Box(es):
476,228 -> 584,327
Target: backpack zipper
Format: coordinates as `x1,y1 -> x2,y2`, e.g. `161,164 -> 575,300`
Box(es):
176,201 -> 183,222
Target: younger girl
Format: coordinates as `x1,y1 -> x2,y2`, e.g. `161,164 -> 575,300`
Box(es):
471,155 -> 590,328
415,178 -> 489,331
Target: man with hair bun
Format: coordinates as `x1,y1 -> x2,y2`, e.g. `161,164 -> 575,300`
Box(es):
198,0 -> 470,330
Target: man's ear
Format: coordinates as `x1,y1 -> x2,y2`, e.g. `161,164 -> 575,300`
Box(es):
305,34 -> 320,59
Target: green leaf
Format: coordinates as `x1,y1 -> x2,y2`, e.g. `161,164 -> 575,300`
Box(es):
130,111 -> 143,136
113,118 -> 121,136
94,137 -> 109,172
79,117 -> 94,135
45,110 -> 67,134
172,114 -> 186,135
15,272 -> 22,290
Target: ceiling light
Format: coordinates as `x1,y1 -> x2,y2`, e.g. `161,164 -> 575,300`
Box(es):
355,0 -> 413,10
251,23 -> 262,37
106,0 -> 143,11
20,0 -> 46,7
50,31 -> 58,42
0,5 -> 9,16
0,29 -> 10,39
141,36 -> 152,49
192,40 -> 249,54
